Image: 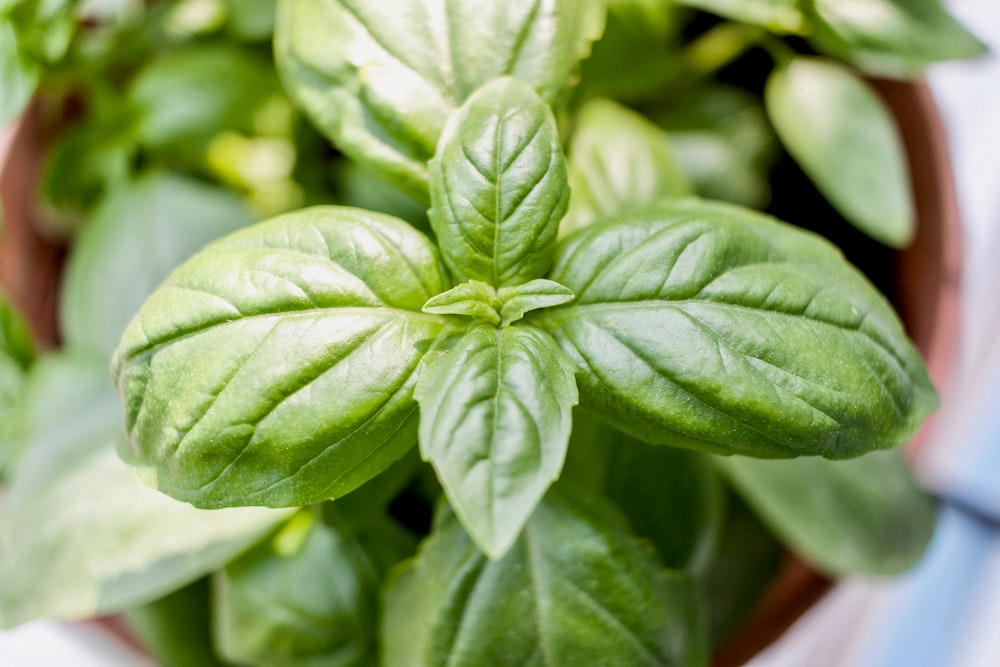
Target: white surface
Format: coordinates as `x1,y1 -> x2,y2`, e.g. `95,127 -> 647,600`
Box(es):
0,621 -> 152,667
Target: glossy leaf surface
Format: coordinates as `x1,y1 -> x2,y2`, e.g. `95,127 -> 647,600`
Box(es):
61,172 -> 254,359
416,325 -> 578,558
381,489 -> 705,666
806,0 -> 988,76
274,0 -> 603,199
112,207 -> 451,508
214,510 -> 380,667
0,353 -> 291,628
715,449 -> 937,575
765,57 -> 913,247
537,199 -> 937,458
429,77 -> 568,287
563,98 -> 691,236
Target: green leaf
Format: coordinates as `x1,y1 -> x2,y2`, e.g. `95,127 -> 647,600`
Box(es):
381,488 -> 706,666
714,449 -> 937,575
655,85 -> 777,209
128,43 -> 279,153
61,172 -> 254,360
112,207 -> 452,508
805,0 -> 988,76
0,352 -> 291,628
422,280 -> 502,326
537,199 -> 937,459
214,509 -> 380,667
0,296 -> 34,476
497,279 -> 575,326
676,0 -> 804,33
274,0 -> 604,200
765,57 -> 914,247
0,20 -> 39,127
124,579 -> 224,667
429,77 -> 569,288
563,98 -> 691,236
5,0 -> 75,64
563,412 -> 722,573
0,294 -> 34,371
224,0 -> 276,41
576,0 -> 680,104
415,325 -> 578,558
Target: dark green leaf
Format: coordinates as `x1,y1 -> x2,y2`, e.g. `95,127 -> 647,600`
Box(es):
805,0 -> 988,76
124,579 -> 223,667
430,77 -> 569,288
274,0 -> 604,200
563,412 -> 722,572
765,57 -> 914,247
714,449 -> 936,575
563,98 -> 691,236
415,325 -> 578,558
0,20 -> 39,127
537,199 -> 937,458
0,352 -> 291,628
676,0 -> 804,33
224,0 -> 276,41
214,509 -> 380,667
655,85 -> 777,208
60,172 -> 254,359
112,207 -> 452,508
381,488 -> 706,666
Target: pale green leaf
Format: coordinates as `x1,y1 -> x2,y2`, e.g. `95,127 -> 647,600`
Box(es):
765,57 -> 914,247
0,20 -> 39,127
714,449 -> 936,575
61,172 -> 254,360
563,98 -> 691,236
497,279 -> 575,326
112,207 -> 452,508
274,0 -> 604,200
415,325 -> 578,558
537,199 -> 937,458
676,0 -> 804,33
0,353 -> 291,628
381,489 -> 706,666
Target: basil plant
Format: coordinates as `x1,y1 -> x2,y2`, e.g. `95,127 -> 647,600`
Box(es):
3,0 -> 976,664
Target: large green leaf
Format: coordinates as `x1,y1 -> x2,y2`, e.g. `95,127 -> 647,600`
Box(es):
562,98 -> 691,236
765,57 -> 914,247
112,207 -> 452,508
274,0 -> 604,200
429,77 -> 568,288
535,199 -> 937,459
0,353 -> 291,628
805,0 -> 988,76
214,509 -> 381,667
381,488 -> 706,666
61,172 -> 254,359
714,449 -> 936,575
416,324 -> 578,559
563,412 -> 722,572
0,20 -> 38,127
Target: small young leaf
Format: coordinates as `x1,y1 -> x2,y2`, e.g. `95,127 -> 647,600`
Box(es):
497,279 -> 574,326
214,509 -> 380,667
430,77 -> 569,288
61,172 -> 254,360
805,0 -> 988,76
275,0 -> 603,200
0,353 -> 291,628
563,98 -> 691,236
714,449 -> 937,576
675,0 -> 804,33
0,20 -> 39,127
112,207 -> 452,508
415,325 -> 578,558
381,489 -> 706,666
422,280 -> 501,326
765,57 -> 914,247
538,199 -> 938,459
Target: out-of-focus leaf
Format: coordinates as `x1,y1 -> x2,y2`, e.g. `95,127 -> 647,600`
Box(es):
124,579 -> 223,667
676,0 -> 804,33
0,20 -> 39,127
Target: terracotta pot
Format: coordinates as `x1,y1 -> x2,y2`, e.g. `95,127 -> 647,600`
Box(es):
0,79 -> 963,664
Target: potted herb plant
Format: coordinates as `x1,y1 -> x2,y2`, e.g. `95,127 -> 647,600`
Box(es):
0,0 -> 984,665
